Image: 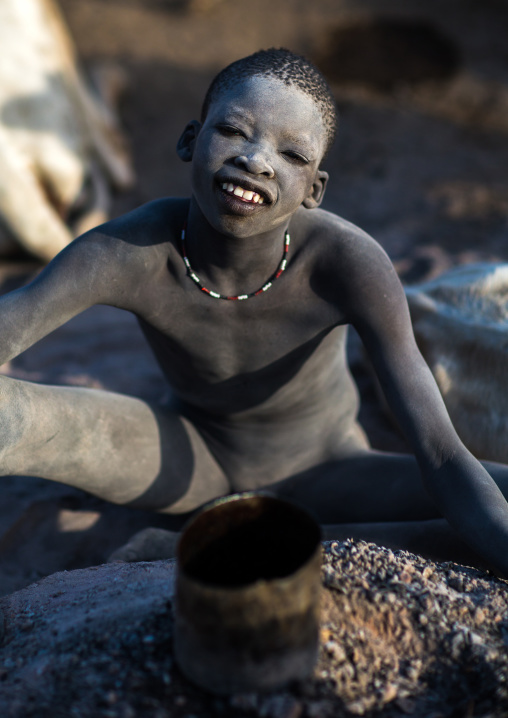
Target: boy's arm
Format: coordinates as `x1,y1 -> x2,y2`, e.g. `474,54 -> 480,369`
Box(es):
0,230 -> 121,365
344,238 -> 508,577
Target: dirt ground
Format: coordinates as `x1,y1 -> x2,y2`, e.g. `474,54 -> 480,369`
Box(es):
3,541 -> 508,718
2,0 -> 508,596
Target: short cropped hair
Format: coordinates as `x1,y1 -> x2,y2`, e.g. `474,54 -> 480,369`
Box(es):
201,48 -> 338,158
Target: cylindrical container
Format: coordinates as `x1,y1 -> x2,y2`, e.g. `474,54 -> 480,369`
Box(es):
174,492 -> 322,694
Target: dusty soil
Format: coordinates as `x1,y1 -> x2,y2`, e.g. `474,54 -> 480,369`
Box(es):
2,0 -> 508,713
1,542 -> 508,717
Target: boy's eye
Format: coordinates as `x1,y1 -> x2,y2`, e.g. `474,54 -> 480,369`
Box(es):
217,124 -> 244,137
283,151 -> 309,164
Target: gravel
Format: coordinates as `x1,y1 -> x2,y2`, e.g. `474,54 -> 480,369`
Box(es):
0,540 -> 507,716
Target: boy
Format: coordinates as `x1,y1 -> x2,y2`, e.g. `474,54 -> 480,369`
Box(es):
2,48 -> 508,575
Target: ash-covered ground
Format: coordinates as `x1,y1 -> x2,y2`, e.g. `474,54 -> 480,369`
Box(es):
1,542 -> 508,717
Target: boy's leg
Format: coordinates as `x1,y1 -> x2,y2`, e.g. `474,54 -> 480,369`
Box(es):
108,450 -> 490,565
272,450 -> 508,567
0,375 -> 230,514
271,449 -> 508,524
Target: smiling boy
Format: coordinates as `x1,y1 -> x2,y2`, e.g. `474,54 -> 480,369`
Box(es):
2,48 -> 508,575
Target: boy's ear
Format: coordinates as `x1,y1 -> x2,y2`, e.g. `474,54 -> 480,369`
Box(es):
177,120 -> 202,162
302,170 -> 329,209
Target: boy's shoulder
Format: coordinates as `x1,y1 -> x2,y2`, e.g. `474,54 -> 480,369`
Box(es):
299,207 -> 401,310
62,197 -> 188,279
299,207 -> 390,268
89,197 -> 188,249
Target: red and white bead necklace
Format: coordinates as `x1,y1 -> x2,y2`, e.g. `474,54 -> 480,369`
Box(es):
180,223 -> 290,300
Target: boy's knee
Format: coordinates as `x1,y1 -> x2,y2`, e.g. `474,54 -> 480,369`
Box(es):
0,378 -> 32,469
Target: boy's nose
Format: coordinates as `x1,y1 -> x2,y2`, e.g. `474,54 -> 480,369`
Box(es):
234,151 -> 274,177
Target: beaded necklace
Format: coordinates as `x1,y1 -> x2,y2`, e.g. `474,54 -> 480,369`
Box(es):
180,224 -> 290,300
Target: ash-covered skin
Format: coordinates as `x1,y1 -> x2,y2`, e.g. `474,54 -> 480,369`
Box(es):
1,69 -> 508,575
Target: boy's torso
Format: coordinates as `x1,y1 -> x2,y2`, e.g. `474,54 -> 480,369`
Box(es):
90,198 -> 369,482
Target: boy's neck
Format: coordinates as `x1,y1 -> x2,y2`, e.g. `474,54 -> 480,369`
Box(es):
183,200 -> 291,294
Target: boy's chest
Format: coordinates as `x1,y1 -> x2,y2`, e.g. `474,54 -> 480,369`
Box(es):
135,280 -> 343,390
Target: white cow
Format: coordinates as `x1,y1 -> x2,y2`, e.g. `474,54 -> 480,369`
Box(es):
406,263 -> 508,463
0,0 -> 134,261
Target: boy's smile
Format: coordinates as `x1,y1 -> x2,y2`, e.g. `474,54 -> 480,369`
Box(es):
179,75 -> 329,241
220,182 -> 265,206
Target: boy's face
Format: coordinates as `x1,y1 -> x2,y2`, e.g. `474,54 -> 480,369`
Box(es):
179,75 -> 329,239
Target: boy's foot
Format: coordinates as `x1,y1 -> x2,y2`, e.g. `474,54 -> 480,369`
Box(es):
108,527 -> 180,563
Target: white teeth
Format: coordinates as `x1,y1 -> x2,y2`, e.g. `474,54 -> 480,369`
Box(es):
222,182 -> 266,204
